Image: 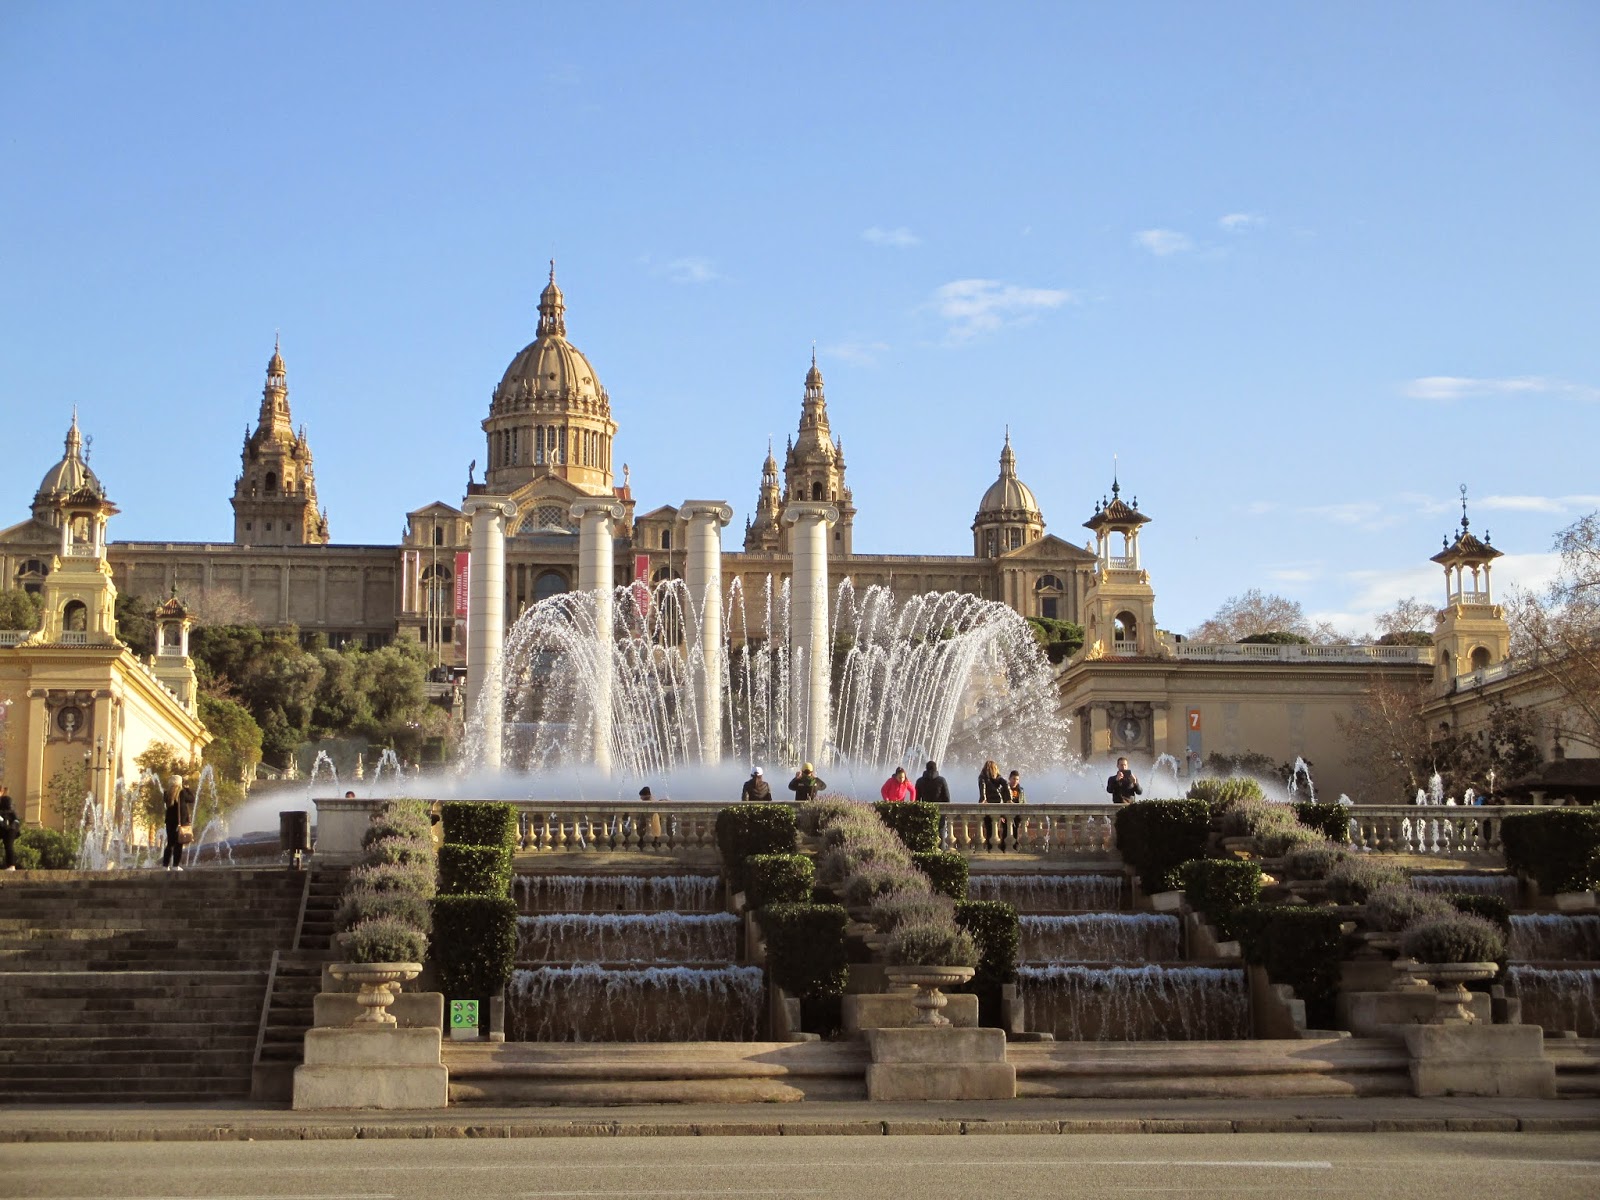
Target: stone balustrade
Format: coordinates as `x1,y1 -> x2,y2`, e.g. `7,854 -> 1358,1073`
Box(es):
937,804 -> 1118,857
511,802 -> 724,854
1344,804 -> 1545,857
1176,642 -> 1434,665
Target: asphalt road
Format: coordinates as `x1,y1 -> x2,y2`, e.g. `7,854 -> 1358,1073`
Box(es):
5,1133 -> 1599,1200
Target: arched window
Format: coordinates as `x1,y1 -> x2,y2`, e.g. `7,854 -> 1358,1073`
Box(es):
1114,611 -> 1138,648
661,528 -> 672,551
62,600 -> 88,633
534,571 -> 568,603
264,471 -> 278,494
1035,574 -> 1065,621
16,558 -> 48,595
421,565 -> 452,616
652,565 -> 682,584
433,526 -> 444,546
1470,646 -> 1492,671
811,481 -> 824,501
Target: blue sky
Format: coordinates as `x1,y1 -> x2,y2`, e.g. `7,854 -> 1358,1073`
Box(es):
2,2 -> 1596,634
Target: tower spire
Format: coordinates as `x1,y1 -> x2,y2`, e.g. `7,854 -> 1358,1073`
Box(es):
537,260 -> 567,338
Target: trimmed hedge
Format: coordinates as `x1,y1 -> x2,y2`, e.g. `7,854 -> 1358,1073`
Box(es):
954,900 -> 1020,989
1293,802 -> 1351,845
430,895 -> 519,999
440,801 -> 519,850
1500,809 -> 1600,895
1234,904 -> 1344,1028
1114,800 -> 1211,894
912,850 -> 969,901
874,802 -> 941,853
744,853 -> 815,909
758,903 -> 849,999
716,804 -> 798,892
438,844 -> 513,897
1171,858 -> 1262,940
1449,893 -> 1512,933
15,827 -> 80,870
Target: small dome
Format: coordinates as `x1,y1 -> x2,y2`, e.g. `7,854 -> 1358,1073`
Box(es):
492,264 -> 608,413
977,431 -> 1040,517
35,413 -> 102,504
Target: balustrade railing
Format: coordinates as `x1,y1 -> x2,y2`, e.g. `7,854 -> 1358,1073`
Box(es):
511,801 -> 724,854
1177,642 -> 1433,665
1344,804 -> 1544,858
938,804 -> 1118,857
0,630 -> 25,647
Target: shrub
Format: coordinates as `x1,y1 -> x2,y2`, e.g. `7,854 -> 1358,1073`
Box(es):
885,920 -> 979,968
870,889 -> 956,933
1240,631 -> 1311,645
818,833 -> 912,883
797,797 -> 861,834
336,886 -> 433,935
1172,859 -> 1263,939
1114,800 -> 1211,894
438,844 -> 512,897
439,801 -> 519,850
1282,844 -> 1344,881
715,804 -> 798,892
744,853 -> 815,909
1501,810 -> 1600,895
17,827 -> 80,870
912,850 -> 969,901
1400,913 -> 1506,964
344,915 -> 427,964
758,903 -> 849,998
1235,904 -> 1344,1027
844,862 -> 929,907
364,834 -> 435,869
1325,857 -> 1406,904
431,895 -> 519,998
349,860 -> 437,899
1293,802 -> 1351,845
874,802 -> 941,853
1448,894 -> 1512,933
1259,823 -> 1326,858
1187,775 -> 1266,821
362,800 -> 434,848
1362,885 -> 1454,933
954,900 -> 1020,989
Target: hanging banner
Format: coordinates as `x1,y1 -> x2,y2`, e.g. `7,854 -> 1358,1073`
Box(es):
634,554 -> 650,583
454,551 -> 470,618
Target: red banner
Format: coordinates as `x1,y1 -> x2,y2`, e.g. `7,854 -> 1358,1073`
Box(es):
634,554 -> 650,583
454,551 -> 470,618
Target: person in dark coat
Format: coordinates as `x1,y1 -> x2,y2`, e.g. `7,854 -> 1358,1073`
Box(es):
0,787 -> 20,870
1106,757 -> 1142,805
788,763 -> 826,803
740,768 -> 772,803
915,761 -> 950,804
163,775 -> 194,871
978,759 -> 1010,849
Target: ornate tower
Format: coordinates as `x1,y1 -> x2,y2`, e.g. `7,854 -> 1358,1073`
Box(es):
1430,488 -> 1510,686
483,264 -> 618,497
231,340 -> 330,546
972,429 -> 1046,556
782,353 -> 855,554
743,439 -> 784,552
151,592 -> 200,716
1079,478 -> 1158,659
37,468 -> 120,648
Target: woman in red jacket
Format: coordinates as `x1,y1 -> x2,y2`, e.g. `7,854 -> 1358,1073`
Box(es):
879,766 -> 916,802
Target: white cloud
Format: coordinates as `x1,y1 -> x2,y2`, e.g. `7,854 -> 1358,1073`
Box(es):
1403,375 -> 1599,403
1300,501 -> 1396,529
823,340 -> 890,367
1219,212 -> 1264,231
930,279 -> 1075,341
1240,500 -> 1278,516
862,226 -> 920,249
1398,491 -> 1455,517
1269,566 -> 1319,584
1315,552 -> 1564,634
662,256 -> 721,284
1134,229 -> 1193,256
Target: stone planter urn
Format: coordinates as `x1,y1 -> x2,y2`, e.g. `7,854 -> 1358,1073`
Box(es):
328,962 -> 422,1027
884,965 -> 975,1027
1393,959 -> 1498,1023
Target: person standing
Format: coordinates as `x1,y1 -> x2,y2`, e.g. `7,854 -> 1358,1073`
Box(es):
0,786 -> 20,870
788,763 -> 826,803
880,766 -> 915,803
978,759 -> 1009,849
163,774 -> 194,871
1106,757 -> 1142,805
740,768 -> 772,803
915,761 -> 950,804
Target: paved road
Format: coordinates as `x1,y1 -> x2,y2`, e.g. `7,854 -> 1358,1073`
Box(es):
6,1132 -> 1598,1200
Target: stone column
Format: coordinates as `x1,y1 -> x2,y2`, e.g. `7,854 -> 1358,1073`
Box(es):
783,503 -> 839,770
681,501 -> 733,764
464,497 -> 516,770
573,499 -> 626,776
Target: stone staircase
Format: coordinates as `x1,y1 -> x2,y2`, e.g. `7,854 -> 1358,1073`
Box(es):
0,869 -> 303,1104
251,865 -> 349,1101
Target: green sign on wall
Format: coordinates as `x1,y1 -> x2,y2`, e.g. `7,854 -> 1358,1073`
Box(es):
449,999 -> 479,1029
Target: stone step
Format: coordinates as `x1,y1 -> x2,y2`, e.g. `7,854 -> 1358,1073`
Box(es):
0,1075 -> 251,1098
0,1035 -> 257,1056
2,1021 -> 259,1040
0,1055 -> 255,1078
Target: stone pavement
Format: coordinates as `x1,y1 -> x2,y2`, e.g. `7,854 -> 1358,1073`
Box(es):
1,1095 -> 1597,1142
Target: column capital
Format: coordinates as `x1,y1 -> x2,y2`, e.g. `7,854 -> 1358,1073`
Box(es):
783,502 -> 840,527
679,500 -> 734,526
570,498 -> 626,523
463,496 -> 518,520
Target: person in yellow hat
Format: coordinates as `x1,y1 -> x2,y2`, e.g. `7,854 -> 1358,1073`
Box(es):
788,762 -> 826,803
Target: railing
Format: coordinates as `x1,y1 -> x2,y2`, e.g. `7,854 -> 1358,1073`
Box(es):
0,630 -> 25,647
512,801 -> 724,854
1107,556 -> 1137,570
1345,804 -> 1545,857
1448,590 -> 1493,606
1454,662 -> 1514,689
1110,643 -> 1140,657
1176,642 -> 1434,665
63,545 -> 99,558
59,630 -> 89,646
938,804 -> 1117,857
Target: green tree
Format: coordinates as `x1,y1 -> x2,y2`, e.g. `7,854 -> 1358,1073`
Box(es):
0,589 -> 43,631
312,646 -> 371,736
198,692 -> 263,801
113,592 -> 156,656
132,743 -> 202,824
46,760 -> 90,822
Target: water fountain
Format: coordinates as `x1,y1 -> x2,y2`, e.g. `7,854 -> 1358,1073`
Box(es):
1285,756 -> 1316,803
1148,753 -> 1182,798
1019,964 -> 1250,1041
513,873 -> 721,914
1019,914 -> 1181,963
1510,915 -> 1600,962
968,874 -> 1123,912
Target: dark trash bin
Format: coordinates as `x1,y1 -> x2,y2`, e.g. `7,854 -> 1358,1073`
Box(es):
279,810 -> 310,854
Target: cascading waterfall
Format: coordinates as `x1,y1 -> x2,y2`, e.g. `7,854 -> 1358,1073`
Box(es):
517,913 -> 740,963
1508,966 -> 1600,1038
1020,964 -> 1250,1041
513,873 -> 721,914
968,874 -> 1124,912
492,576 -> 1071,778
1510,915 -> 1600,962
1020,914 -> 1181,963
1411,874 -> 1521,901
507,964 -> 764,1042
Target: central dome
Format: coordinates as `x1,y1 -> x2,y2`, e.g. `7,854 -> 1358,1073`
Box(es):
492,269 -> 608,414
977,431 -> 1040,517
34,413 -> 103,512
